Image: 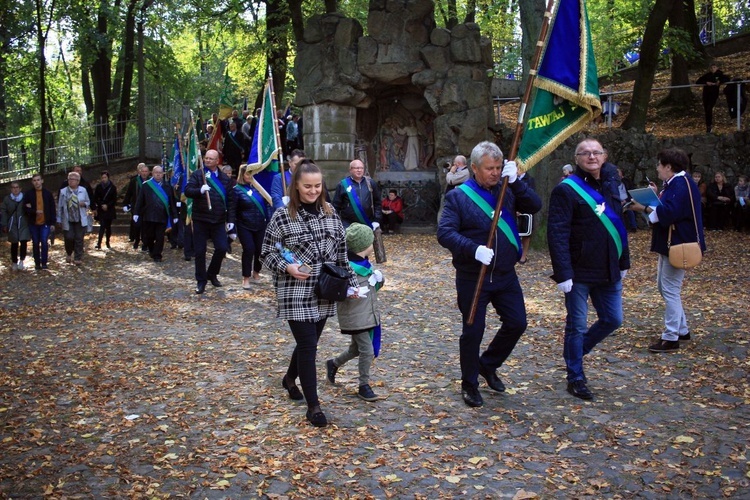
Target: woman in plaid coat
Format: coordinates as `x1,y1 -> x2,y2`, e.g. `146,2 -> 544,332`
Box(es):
261,160 -> 358,428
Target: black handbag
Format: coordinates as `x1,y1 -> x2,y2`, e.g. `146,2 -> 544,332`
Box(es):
304,217 -> 350,302
315,262 -> 349,301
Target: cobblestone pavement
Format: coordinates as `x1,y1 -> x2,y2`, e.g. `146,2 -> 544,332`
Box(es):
0,231 -> 748,498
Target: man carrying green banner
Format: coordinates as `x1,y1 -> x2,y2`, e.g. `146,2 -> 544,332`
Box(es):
133,165 -> 178,263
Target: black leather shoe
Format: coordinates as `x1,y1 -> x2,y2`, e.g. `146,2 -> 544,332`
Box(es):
282,376 -> 304,401
306,409 -> 328,427
479,363 -> 506,392
679,332 -> 691,341
195,282 -> 206,294
326,359 -> 338,384
461,384 -> 483,407
208,276 -> 222,287
567,380 -> 593,400
649,339 -> 679,353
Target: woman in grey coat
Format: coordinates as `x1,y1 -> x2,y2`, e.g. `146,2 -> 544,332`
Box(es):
1,181 -> 31,270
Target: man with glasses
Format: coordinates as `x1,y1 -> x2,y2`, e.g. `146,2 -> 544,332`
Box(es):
333,159 -> 382,229
547,138 -> 630,401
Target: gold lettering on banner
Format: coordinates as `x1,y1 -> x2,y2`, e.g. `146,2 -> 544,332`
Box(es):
526,106 -> 566,130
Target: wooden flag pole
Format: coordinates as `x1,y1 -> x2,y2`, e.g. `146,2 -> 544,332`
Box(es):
268,67 -> 287,193
190,110 -> 212,211
466,0 -> 556,325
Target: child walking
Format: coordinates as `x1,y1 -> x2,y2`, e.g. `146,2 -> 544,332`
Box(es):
325,223 -> 384,401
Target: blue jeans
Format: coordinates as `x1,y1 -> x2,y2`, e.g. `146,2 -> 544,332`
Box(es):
456,273 -> 527,389
29,224 -> 51,266
563,280 -> 623,382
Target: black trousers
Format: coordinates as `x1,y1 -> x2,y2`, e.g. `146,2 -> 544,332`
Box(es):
142,221 -> 167,260
97,219 -> 112,245
192,219 -> 227,284
237,226 -> 264,277
287,319 -> 327,408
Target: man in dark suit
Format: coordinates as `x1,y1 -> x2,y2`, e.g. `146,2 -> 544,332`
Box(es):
133,166 -> 178,263
184,149 -> 232,294
123,163 -> 151,250
223,121 -> 245,175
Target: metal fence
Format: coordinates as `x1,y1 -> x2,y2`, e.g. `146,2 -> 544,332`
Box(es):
0,89 -> 190,183
493,79 -> 748,130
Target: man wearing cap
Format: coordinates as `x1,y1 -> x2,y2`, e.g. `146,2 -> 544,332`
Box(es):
437,141 -> 542,408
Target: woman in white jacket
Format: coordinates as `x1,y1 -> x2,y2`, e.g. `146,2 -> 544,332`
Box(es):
57,171 -> 91,265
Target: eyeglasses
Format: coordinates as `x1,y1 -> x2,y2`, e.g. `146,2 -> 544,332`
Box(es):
575,151 -> 605,157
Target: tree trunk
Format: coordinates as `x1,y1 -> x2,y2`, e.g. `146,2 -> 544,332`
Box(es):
519,0 -> 545,81
112,0 -> 138,158
266,0 -> 289,107
90,4 -> 112,160
137,6 -> 146,162
662,0 -> 705,106
0,14 -> 8,171
464,0 -> 476,23
621,0 -> 676,131
446,0 -> 458,29
289,0 -> 304,43
35,0 -> 53,175
324,0 -> 337,13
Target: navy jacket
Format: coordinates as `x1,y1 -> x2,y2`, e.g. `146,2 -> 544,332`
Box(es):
23,188 -> 56,225
547,163 -> 630,284
437,179 -> 542,280
650,173 -> 706,256
228,183 -> 269,232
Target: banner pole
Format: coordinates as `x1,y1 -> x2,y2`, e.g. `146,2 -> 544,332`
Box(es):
467,0 -> 556,325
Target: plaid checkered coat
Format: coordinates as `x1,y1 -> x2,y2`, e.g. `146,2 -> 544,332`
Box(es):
261,204 -> 358,321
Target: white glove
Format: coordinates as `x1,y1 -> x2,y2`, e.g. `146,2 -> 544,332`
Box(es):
226,223 -> 235,232
123,205 -> 130,213
173,218 -> 179,224
372,269 -> 383,282
502,160 -> 518,184
474,245 -> 494,265
176,202 -> 181,207
282,195 -> 290,206
372,222 -> 380,231
346,286 -> 358,297
132,215 -> 139,223
357,286 -> 370,298
557,279 -> 573,293
229,233 -> 237,241
200,184 -> 211,194
620,270 -> 627,280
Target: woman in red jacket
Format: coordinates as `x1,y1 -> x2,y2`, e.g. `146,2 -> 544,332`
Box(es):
381,189 -> 404,234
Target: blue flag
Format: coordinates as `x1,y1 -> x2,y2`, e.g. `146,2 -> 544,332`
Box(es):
170,136 -> 185,193
516,0 -> 602,172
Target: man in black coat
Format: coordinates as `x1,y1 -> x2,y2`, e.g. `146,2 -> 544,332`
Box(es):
184,149 -> 232,294
223,121 -> 245,175
133,166 -> 177,262
547,138 -> 630,401
123,163 -> 151,250
695,63 -> 730,133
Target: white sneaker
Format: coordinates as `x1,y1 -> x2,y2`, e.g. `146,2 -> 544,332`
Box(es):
11,263 -> 17,271
17,261 -> 24,270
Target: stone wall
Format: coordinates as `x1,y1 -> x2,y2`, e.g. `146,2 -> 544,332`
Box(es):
294,0 -> 494,177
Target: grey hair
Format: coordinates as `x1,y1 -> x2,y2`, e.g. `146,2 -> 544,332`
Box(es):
470,141 -> 503,167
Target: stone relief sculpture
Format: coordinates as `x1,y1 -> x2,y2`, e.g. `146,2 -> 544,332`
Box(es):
377,111 -> 435,172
